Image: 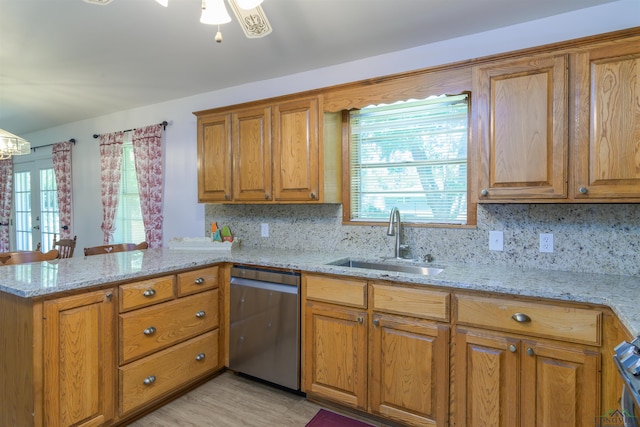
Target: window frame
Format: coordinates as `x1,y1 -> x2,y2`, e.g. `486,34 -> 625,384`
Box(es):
341,92 -> 477,228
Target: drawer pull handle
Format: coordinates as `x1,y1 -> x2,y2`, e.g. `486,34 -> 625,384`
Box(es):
373,319 -> 380,326
357,317 -> 363,324
143,375 -> 156,385
511,313 -> 531,323
195,353 -> 206,361
526,347 -> 535,356
143,326 -> 157,336
508,344 -> 517,353
194,277 -> 205,285
143,289 -> 156,297
195,311 -> 206,318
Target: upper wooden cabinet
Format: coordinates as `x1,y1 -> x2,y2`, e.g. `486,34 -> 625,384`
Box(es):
572,37 -> 640,200
233,107 -> 272,202
475,54 -> 569,201
195,95 -> 341,204
197,113 -> 232,202
273,98 -> 319,201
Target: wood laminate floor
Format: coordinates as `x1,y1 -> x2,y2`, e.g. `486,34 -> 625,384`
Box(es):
128,371 -> 391,427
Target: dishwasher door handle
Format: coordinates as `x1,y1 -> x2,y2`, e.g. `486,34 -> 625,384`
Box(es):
230,277 -> 298,295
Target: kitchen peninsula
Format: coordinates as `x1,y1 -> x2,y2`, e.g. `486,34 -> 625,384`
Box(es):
0,246 -> 636,426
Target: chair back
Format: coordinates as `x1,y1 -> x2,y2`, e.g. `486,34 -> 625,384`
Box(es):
83,241 -> 148,257
0,249 -> 60,265
53,234 -> 77,259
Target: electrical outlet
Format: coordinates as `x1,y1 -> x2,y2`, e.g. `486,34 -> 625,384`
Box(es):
489,230 -> 504,251
540,233 -> 554,253
261,223 -> 269,237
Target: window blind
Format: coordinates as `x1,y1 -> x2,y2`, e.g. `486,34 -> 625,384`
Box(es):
349,94 -> 469,224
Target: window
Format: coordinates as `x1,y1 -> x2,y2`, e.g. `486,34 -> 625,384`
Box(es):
346,93 -> 472,226
12,159 -> 59,251
113,134 -> 145,243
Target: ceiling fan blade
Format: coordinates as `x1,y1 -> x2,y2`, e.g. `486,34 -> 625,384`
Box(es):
227,0 -> 272,39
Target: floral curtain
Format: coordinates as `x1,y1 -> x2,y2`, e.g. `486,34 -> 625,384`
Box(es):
0,159 -> 13,252
53,141 -> 73,239
132,124 -> 164,248
99,132 -> 124,244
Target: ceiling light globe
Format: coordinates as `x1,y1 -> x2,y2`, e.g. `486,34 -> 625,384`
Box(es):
155,0 -> 168,7
200,0 -> 232,25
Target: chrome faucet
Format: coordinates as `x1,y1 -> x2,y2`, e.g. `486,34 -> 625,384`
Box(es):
387,207 -> 404,259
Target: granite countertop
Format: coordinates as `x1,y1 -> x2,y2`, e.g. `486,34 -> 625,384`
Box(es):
1,246 -> 639,336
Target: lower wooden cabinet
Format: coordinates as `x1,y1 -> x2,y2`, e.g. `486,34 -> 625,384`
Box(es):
454,327 -> 600,427
303,274 -> 450,426
43,288 -> 117,427
370,313 -> 449,427
304,301 -> 368,410
119,330 -> 219,414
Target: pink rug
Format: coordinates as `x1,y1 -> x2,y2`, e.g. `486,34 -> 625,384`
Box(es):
305,409 -> 374,427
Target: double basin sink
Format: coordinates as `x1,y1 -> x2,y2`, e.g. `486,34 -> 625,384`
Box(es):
328,258 -> 444,276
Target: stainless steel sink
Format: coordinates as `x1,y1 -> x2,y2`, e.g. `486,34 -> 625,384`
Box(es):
330,259 -> 443,276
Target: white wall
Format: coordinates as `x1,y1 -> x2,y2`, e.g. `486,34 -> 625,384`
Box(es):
20,0 -> 640,253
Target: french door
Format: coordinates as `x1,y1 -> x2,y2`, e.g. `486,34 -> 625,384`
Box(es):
11,158 -> 59,252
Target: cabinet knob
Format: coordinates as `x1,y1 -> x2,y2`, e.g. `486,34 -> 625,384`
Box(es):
481,189 -> 488,197
195,310 -> 206,318
195,353 -> 206,361
143,375 -> 156,385
526,347 -> 535,356
264,193 -> 270,200
579,186 -> 588,194
194,277 -> 205,285
224,194 -> 230,200
143,326 -> 157,336
508,344 -> 517,353
143,289 -> 156,297
511,313 -> 531,323
105,292 -> 113,302
373,319 -> 380,326
357,317 -> 363,324
310,192 -> 316,199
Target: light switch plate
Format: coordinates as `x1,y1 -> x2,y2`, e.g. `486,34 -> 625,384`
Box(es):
489,230 -> 504,251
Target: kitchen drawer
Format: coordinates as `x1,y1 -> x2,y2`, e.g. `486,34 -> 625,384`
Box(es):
119,329 -> 219,415
455,294 -> 601,345
119,275 -> 176,312
372,283 -> 450,321
120,289 -> 219,363
305,274 -> 367,308
177,266 -> 219,297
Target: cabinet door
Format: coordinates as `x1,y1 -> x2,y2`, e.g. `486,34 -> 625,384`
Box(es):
370,314 -> 449,427
573,40 -> 640,199
454,328 -> 519,427
273,97 -> 320,202
197,113 -> 232,202
43,288 -> 116,427
304,301 -> 367,410
233,106 -> 272,202
520,339 -> 599,427
475,55 -> 568,200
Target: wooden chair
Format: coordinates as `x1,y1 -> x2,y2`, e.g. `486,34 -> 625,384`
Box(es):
53,234 -> 77,259
0,249 -> 59,265
83,241 -> 148,257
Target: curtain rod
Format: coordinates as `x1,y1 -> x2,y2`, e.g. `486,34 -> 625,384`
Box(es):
92,120 -> 169,139
31,138 -> 76,152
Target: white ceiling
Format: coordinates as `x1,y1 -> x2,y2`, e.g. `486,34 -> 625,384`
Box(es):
0,0 -> 617,135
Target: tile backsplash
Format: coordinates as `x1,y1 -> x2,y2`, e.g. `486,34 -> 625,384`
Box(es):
204,203 -> 640,276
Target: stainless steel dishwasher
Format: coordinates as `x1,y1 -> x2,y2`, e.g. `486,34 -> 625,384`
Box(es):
229,265 -> 301,391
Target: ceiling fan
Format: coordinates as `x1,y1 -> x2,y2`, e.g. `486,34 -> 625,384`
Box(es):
81,0 -> 272,42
